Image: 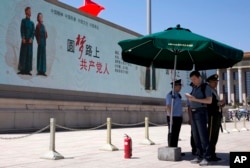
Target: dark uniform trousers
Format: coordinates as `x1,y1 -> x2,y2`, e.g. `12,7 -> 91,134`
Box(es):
190,130 -> 196,154
207,92 -> 222,158
167,116 -> 182,147
208,111 -> 222,158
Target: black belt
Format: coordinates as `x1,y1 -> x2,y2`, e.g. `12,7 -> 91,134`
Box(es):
191,107 -> 206,112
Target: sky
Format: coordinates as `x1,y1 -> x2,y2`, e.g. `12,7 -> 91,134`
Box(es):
59,0 -> 250,52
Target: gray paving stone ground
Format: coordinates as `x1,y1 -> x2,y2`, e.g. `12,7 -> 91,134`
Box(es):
0,120 -> 250,168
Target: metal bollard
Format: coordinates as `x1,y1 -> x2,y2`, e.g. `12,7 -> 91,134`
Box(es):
231,115 -> 240,132
241,116 -> 249,131
41,118 -> 64,160
100,117 -> 118,151
50,118 -> 56,151
141,117 -> 155,145
222,116 -> 230,133
107,117 -> 112,145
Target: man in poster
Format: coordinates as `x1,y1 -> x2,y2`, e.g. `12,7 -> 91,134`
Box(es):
17,7 -> 34,75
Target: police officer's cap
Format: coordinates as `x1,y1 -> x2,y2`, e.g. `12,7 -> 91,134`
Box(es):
206,74 -> 219,82
171,79 -> 182,86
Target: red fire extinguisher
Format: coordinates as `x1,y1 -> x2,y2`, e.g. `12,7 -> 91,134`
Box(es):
124,134 -> 132,159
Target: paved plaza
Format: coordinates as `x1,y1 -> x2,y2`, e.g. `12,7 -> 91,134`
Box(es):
0,120 -> 250,168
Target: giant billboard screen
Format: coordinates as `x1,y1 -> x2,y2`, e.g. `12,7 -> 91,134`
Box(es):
0,0 -> 201,101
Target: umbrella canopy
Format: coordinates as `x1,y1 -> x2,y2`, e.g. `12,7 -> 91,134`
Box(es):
118,24 -> 243,70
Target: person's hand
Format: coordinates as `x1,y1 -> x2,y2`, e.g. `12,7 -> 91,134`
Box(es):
185,93 -> 195,101
218,100 -> 225,107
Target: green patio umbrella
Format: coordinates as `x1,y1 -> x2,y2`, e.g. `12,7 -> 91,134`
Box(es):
118,24 -> 243,70
118,24 -> 243,145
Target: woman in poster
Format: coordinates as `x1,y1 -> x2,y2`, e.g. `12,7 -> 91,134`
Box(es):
35,12 -> 48,76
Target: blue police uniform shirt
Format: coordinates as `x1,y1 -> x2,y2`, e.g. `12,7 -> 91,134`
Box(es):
190,83 -> 212,109
166,91 -> 183,117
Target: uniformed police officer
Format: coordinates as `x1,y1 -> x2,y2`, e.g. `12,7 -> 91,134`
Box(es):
166,79 -> 183,148
206,74 -> 225,161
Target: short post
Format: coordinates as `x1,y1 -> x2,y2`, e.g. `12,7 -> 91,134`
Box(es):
41,118 -> 64,160
222,116 -> 230,133
141,117 -> 155,145
100,117 -> 118,151
231,115 -> 240,132
241,116 -> 249,131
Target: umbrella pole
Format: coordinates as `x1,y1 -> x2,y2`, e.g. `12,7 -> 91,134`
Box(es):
170,54 -> 177,134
